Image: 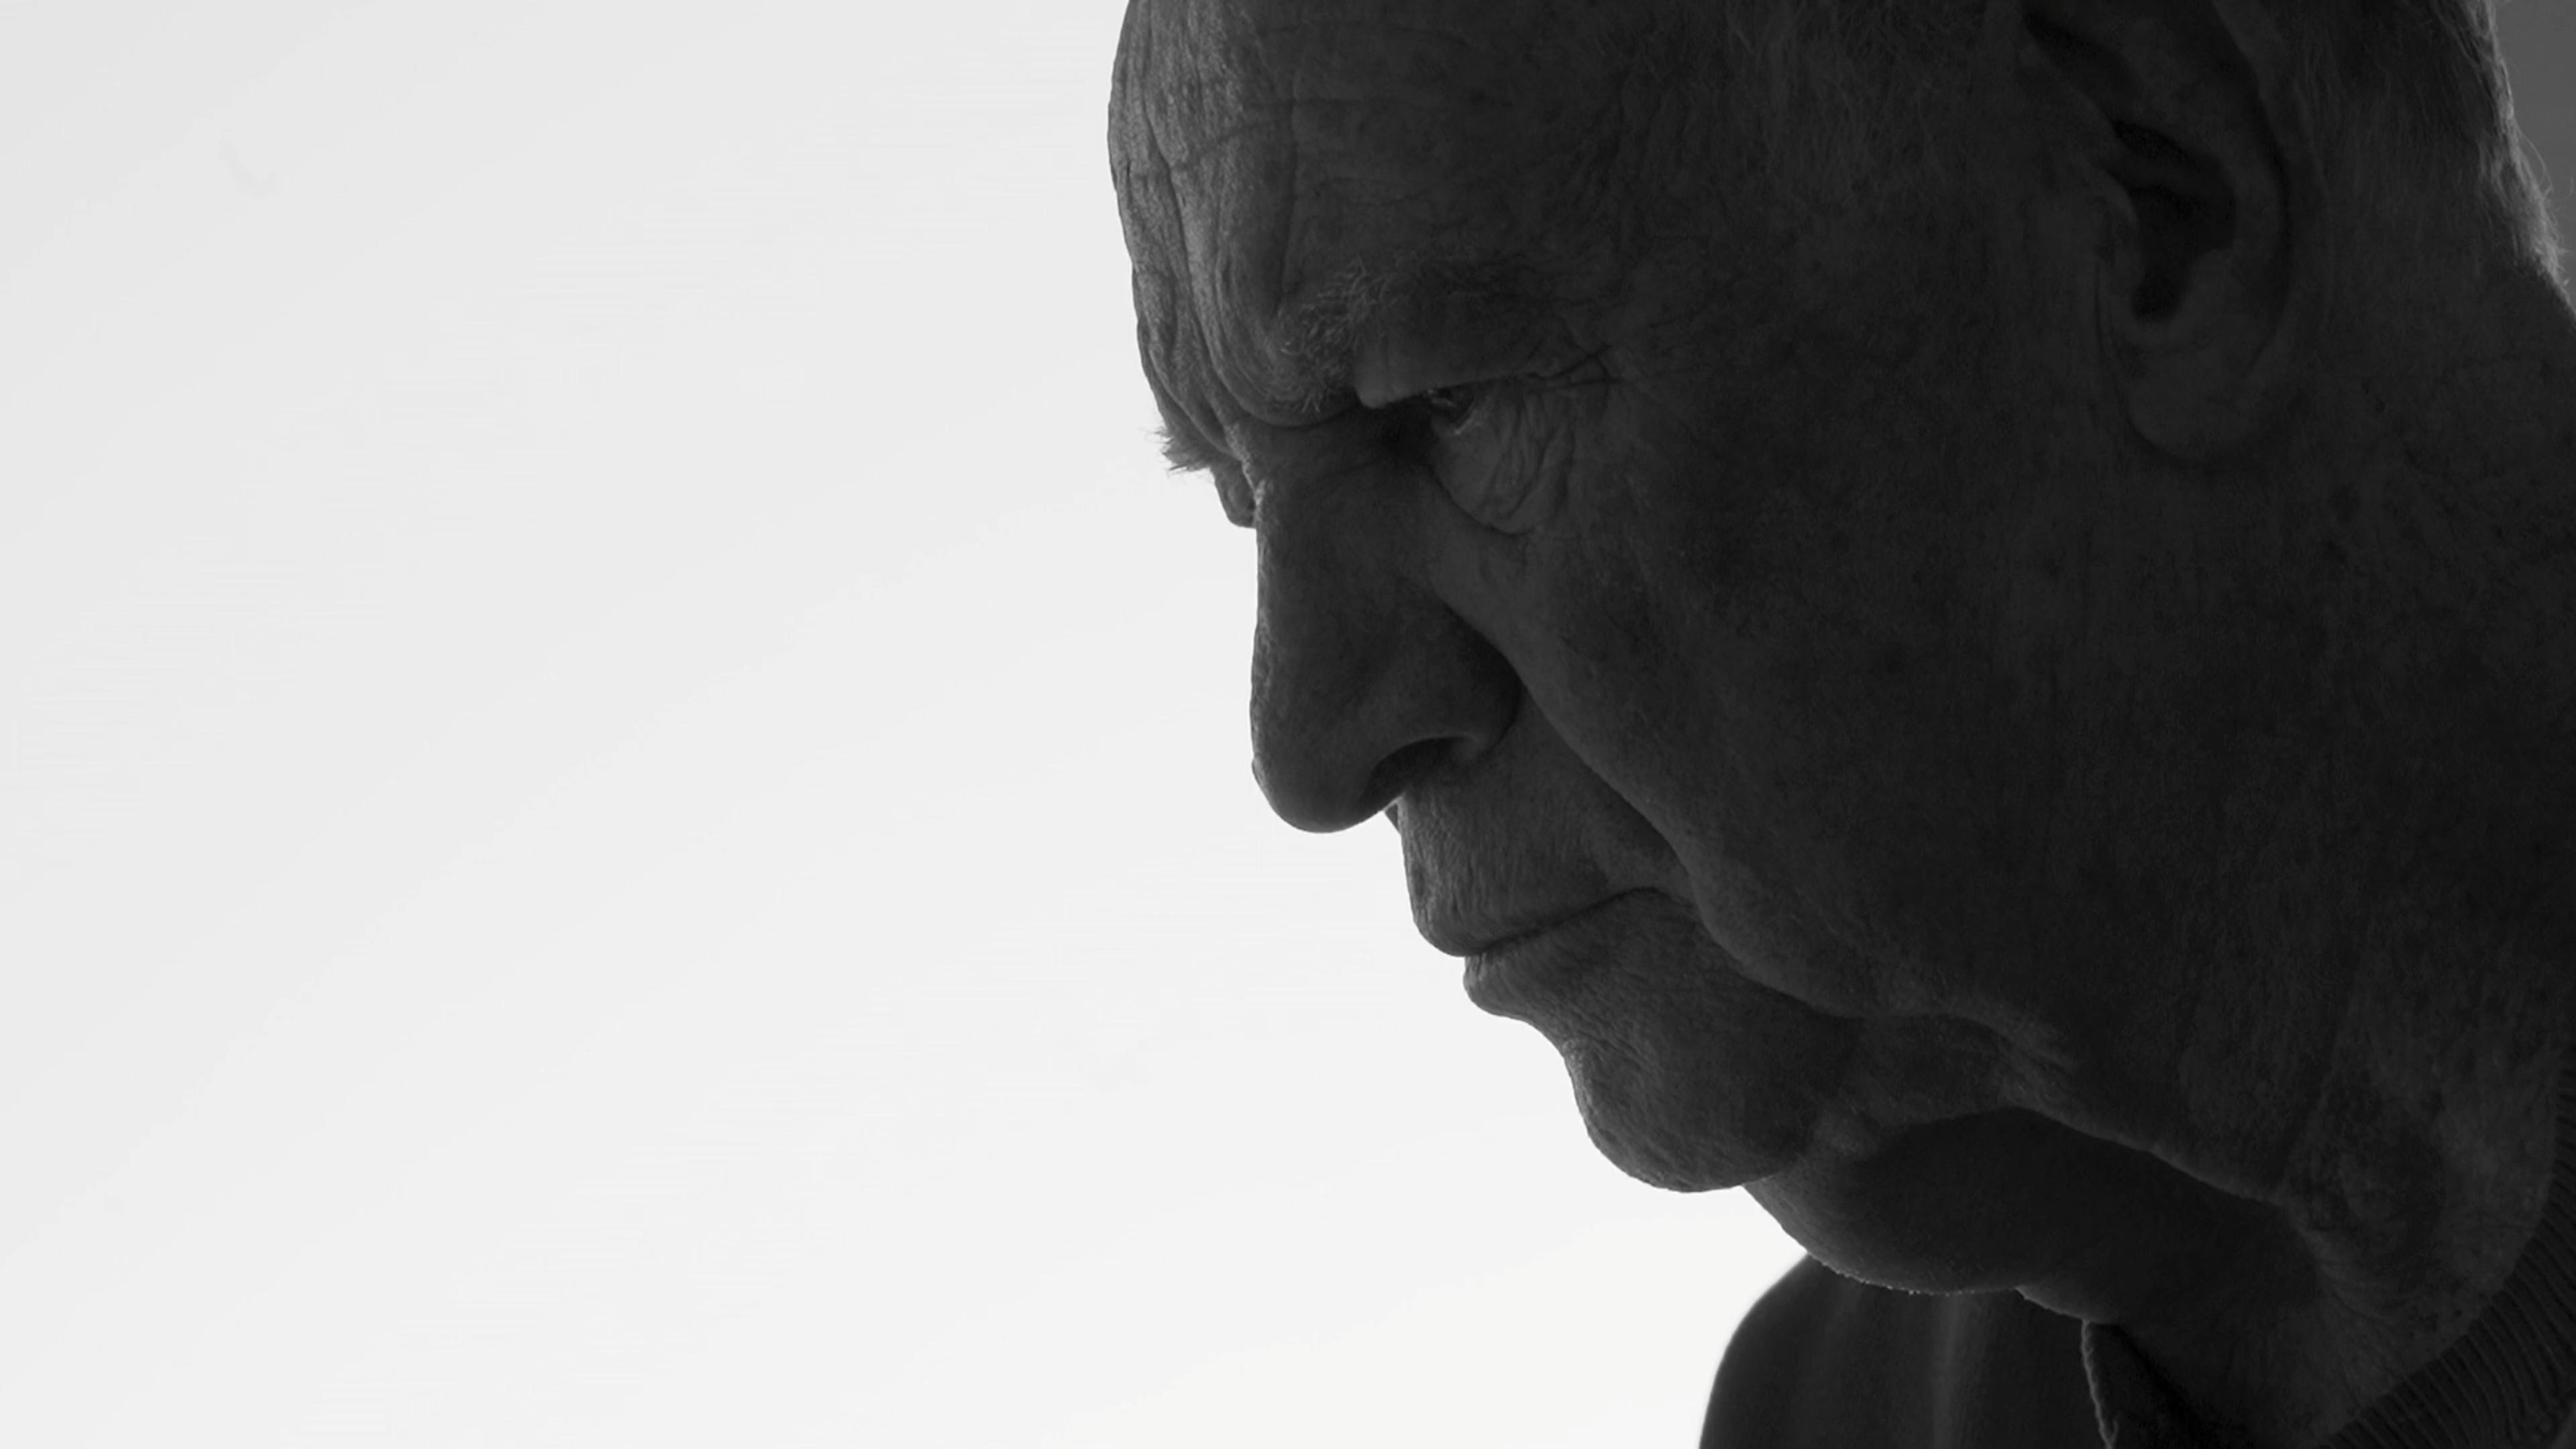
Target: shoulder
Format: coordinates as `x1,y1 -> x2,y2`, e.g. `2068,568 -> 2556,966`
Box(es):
1699,1257 -> 2101,1449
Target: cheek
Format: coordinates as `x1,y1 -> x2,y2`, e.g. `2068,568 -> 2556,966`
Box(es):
1494,427 -> 2030,1011
1522,443 -> 1867,843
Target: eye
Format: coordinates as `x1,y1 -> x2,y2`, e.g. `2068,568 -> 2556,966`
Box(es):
1396,380 -> 1560,534
1416,385 -> 1485,437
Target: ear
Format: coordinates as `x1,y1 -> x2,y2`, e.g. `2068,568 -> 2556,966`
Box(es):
2008,0 -> 2321,464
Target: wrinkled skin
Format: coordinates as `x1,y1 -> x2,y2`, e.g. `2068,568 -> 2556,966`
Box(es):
1112,0 -> 2576,1441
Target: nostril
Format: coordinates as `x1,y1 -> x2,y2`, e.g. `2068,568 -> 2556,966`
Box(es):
1362,738 -> 1458,817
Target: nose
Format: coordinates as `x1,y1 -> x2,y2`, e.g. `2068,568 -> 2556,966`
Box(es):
1247,468 -> 1519,833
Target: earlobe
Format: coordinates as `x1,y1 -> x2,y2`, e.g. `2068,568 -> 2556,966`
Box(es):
2014,0 -> 2320,465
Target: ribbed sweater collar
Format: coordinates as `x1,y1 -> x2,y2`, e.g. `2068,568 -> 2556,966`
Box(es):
2083,1045 -> 2576,1449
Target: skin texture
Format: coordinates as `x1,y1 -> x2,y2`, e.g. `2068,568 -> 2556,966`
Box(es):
1111,0 -> 2576,1442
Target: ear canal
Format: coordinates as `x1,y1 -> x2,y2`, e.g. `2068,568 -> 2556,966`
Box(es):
2108,120 -> 2236,323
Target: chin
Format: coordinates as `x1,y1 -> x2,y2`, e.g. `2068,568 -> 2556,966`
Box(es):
1556,1034 -> 1813,1191
1487,893 -> 1863,1194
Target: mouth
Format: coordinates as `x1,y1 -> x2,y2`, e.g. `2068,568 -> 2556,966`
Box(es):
1456,890 -> 1652,1012
1430,890 -> 1647,958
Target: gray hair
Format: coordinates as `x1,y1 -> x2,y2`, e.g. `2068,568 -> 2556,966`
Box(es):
2267,0 -> 2559,284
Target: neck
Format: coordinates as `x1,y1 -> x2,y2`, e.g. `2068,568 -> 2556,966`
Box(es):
2085,995 -> 2576,1448
2313,1049 -> 2576,1448
2139,998 -> 2570,1446
2020,716 -> 2576,1443
2070,268 -> 2576,1445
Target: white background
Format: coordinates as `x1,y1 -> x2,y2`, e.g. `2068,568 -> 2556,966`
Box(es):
1,3 -> 2566,1446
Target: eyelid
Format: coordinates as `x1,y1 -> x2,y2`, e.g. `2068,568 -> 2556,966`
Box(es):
1419,384 -> 1483,431
1381,350 -> 1600,429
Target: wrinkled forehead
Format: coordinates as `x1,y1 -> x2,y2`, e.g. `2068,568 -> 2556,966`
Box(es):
1111,0 -> 1683,434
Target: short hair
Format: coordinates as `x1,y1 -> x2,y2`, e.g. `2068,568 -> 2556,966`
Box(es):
1719,0 -> 2563,288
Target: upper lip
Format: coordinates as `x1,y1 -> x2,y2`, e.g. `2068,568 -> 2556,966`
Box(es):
1422,892 -> 1635,958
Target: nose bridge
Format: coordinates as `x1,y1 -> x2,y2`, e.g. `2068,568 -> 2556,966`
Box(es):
1248,467 -> 1515,833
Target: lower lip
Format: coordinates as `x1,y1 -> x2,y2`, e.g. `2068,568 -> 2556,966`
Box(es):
1462,892 -> 1646,1016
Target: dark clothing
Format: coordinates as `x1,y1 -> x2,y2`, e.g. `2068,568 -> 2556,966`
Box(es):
1703,1057 -> 2576,1448
1698,1256 -> 2099,1445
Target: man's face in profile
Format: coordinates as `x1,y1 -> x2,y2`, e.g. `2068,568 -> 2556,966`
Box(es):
1114,0 -> 2332,1285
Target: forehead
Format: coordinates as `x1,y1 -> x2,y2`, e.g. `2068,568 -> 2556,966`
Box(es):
1111,0 -> 1690,438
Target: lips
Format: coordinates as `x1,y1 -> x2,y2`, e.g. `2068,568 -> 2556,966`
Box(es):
1456,890 -> 1655,1018
1423,889 -> 1647,959
1421,908 -> 1586,959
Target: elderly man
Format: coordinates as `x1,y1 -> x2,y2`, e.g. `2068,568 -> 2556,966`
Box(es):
1108,0 -> 2576,1442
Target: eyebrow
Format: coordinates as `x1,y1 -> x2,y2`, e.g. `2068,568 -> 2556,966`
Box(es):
1274,253 -> 1537,401
1150,251 -> 1544,474
1156,418 -> 1228,474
